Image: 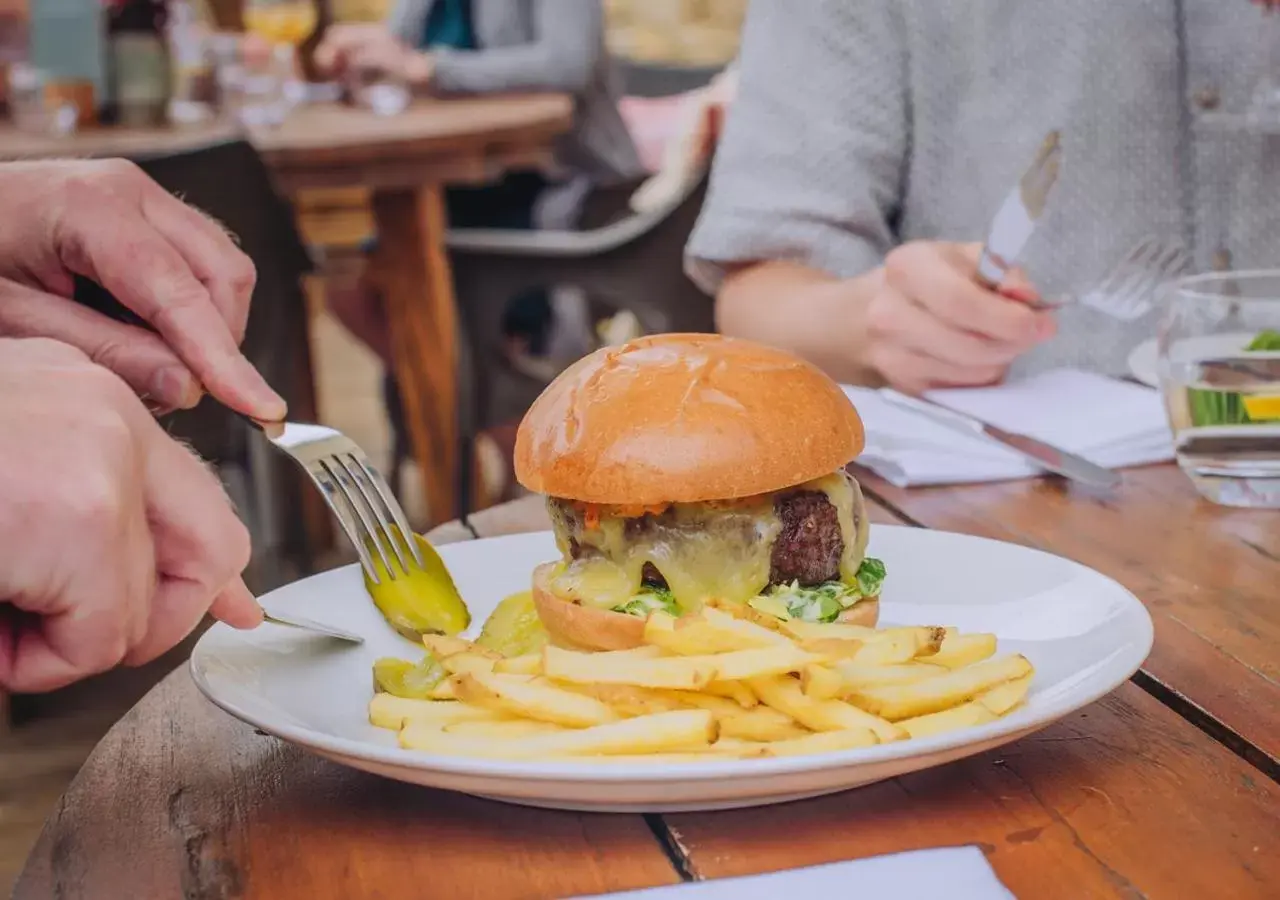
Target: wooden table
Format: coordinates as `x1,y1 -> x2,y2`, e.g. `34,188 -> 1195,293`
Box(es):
14,464 -> 1280,899
0,95 -> 574,527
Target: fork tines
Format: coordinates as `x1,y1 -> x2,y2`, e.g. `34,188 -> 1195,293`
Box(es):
315,450 -> 425,584
1080,235 -> 1192,321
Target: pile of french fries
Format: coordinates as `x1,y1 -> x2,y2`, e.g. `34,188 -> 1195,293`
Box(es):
369,600 -> 1034,764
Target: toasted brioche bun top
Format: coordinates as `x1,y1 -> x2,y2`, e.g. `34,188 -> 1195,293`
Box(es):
514,334 -> 865,505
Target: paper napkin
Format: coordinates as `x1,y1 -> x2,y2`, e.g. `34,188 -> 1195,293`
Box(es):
843,369 -> 1174,487
570,846 -> 1016,899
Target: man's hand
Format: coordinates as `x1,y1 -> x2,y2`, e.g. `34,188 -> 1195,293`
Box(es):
0,160 -> 286,419
860,241 -> 1056,394
314,23 -> 433,86
0,338 -> 263,693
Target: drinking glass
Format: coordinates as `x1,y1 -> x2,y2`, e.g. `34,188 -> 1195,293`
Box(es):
1157,271 -> 1280,508
1248,6 -> 1280,130
243,0 -> 317,48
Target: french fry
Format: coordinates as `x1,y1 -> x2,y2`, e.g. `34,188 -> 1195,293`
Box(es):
832,661 -> 946,690
848,654 -> 1033,720
643,612 -> 748,656
976,673 -> 1033,715
368,694 -> 503,730
748,675 -> 904,742
741,727 -> 877,758
699,645 -> 818,681
422,635 -> 498,660
454,672 -> 620,727
705,597 -> 790,633
703,680 -> 758,707
427,677 -> 460,700
443,719 -> 565,739
929,632 -> 999,669
552,751 -> 752,764
898,702 -> 997,739
781,620 -> 879,642
801,639 -> 865,662
399,709 -> 718,759
718,707 -> 808,742
543,646 -> 719,690
699,606 -> 795,647
493,653 -> 542,675
801,664 -> 845,700
659,691 -> 743,715
440,652 -> 498,676
566,683 -> 689,717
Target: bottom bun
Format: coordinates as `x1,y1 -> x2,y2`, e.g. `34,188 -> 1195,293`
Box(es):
837,597 -> 880,627
531,563 -> 882,648
532,563 -> 646,651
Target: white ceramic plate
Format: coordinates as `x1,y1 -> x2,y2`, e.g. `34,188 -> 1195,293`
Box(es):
1127,331 -> 1260,387
191,528 -> 1153,814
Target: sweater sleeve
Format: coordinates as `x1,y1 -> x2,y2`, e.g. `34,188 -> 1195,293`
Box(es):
428,0 -> 604,94
684,0 -> 909,293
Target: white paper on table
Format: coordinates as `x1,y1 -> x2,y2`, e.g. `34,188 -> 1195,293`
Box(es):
567,846 -> 1017,899
842,369 -> 1174,487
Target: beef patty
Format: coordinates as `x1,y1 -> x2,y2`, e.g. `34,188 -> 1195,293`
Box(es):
548,489 -> 845,589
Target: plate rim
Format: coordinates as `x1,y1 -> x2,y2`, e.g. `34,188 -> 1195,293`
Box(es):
190,526 -> 1155,785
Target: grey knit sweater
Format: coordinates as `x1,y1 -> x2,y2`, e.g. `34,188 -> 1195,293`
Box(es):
686,0 -> 1280,377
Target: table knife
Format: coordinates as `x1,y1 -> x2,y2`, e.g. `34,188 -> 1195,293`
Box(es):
976,130 -> 1063,307
879,388 -> 1123,491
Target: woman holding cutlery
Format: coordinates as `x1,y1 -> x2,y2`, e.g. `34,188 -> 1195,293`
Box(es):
687,0 -> 1280,393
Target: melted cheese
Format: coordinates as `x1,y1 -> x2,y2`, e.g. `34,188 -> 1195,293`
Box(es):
547,471 -> 868,613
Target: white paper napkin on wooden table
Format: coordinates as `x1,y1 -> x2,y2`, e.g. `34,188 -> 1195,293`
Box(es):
569,846 -> 1016,899
842,369 -> 1173,487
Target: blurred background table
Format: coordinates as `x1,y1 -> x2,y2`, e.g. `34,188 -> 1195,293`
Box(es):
14,468 -> 1280,900
0,94 -> 573,530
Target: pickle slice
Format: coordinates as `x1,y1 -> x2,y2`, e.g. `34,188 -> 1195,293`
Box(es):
372,655 -> 447,699
475,590 -> 549,658
364,531 -> 470,640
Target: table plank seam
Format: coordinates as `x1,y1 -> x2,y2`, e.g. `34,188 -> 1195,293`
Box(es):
643,815 -> 701,883
1131,669 -> 1280,783
857,481 -> 1280,784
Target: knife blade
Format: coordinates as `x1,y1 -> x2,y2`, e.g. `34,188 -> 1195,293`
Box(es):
975,130 -> 1062,299
879,388 -> 1122,491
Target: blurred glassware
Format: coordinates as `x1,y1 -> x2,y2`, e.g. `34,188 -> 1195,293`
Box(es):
207,31 -> 291,129
7,61 -> 77,135
1157,271 -> 1280,508
345,61 -> 409,116
243,0 -> 318,47
167,0 -> 215,125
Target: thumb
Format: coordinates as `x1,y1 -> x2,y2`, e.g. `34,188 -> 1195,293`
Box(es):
210,577 -> 265,629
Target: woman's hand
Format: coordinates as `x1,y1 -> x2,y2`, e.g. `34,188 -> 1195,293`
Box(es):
314,23 -> 433,85
860,242 -> 1055,394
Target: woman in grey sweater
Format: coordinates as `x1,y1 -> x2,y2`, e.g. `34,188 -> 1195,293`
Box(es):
686,0 -> 1280,393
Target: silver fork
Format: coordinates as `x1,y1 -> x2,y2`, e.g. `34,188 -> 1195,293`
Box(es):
1038,235 -> 1192,321
242,418 -> 426,585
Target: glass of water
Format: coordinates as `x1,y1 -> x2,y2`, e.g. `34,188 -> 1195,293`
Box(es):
1157,271 -> 1280,508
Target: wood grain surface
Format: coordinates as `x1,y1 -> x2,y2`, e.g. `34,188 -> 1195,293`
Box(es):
665,681 -> 1280,899
16,475 -> 1280,899
13,673 -> 679,900
856,464 -> 1280,771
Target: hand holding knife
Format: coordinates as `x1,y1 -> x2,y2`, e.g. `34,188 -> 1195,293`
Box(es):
975,130 -> 1062,311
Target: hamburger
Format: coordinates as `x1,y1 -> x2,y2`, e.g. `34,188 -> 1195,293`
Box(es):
513,333 -> 885,651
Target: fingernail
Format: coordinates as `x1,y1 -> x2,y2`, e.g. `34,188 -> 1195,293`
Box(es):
233,356 -> 287,420
150,367 -> 200,409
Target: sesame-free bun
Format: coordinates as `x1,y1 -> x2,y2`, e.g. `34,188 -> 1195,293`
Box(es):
532,563 -> 880,651
531,563 -> 646,650
514,334 -> 865,506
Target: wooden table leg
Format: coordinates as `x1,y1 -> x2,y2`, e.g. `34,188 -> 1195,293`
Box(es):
370,183 -> 458,529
